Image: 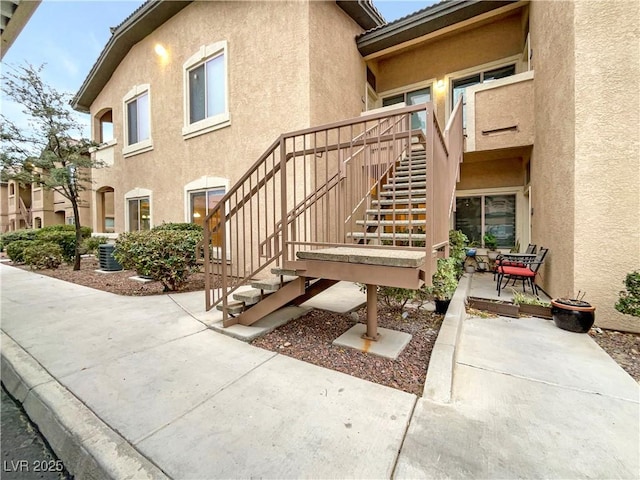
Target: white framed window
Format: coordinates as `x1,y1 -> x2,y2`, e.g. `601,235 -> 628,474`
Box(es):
125,188 -> 152,231
445,56 -> 520,124
378,79 -> 435,131
123,84 -> 152,157
182,41 -> 230,139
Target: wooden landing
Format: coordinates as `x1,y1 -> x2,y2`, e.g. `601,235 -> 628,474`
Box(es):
294,247 -> 426,290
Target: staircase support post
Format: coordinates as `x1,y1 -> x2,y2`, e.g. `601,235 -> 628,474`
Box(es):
363,284 -> 380,341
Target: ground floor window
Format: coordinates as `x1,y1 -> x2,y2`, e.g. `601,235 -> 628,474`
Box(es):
190,188 -> 225,227
455,194 -> 516,247
128,197 -> 150,231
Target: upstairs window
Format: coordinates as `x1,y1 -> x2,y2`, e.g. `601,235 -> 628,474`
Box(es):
382,86 -> 431,130
123,85 -> 152,156
451,64 -> 516,125
183,41 -> 230,138
126,92 -> 149,145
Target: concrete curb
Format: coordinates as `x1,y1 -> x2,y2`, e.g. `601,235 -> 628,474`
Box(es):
422,273 -> 471,403
0,333 -> 169,480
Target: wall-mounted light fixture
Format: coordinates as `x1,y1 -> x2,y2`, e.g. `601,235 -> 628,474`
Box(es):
436,79 -> 445,91
154,44 -> 167,57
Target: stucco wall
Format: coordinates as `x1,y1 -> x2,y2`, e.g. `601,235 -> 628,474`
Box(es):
373,12 -> 524,127
573,0 -> 640,332
470,74 -> 534,151
457,158 -> 524,191
529,0 -> 576,304
90,1 -> 314,232
308,1 -> 366,125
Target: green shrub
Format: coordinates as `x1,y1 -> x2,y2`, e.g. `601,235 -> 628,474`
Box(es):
1,229 -> 38,246
6,240 -> 35,263
38,224 -> 92,238
23,241 -> 63,270
36,230 -> 76,261
114,229 -> 203,291
616,271 -> 640,317
431,257 -> 458,300
152,222 -> 203,232
448,229 -> 468,279
81,236 -> 109,255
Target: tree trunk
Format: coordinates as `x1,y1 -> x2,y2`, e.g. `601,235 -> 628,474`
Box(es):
71,197 -> 82,271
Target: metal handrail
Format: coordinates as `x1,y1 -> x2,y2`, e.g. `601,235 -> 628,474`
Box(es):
202,102 -> 464,317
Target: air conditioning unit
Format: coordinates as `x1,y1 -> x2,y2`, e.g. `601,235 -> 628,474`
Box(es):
98,244 -> 122,271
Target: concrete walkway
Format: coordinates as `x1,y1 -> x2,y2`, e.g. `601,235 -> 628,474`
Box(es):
1,265 -> 638,479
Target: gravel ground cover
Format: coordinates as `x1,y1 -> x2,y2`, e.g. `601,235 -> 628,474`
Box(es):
253,306 -> 443,396
4,256 -> 638,385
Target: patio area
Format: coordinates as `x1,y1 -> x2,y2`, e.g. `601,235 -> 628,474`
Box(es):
467,270 -> 552,304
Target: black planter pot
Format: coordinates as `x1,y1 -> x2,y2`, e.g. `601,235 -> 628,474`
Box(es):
434,299 -> 451,314
551,299 -> 596,333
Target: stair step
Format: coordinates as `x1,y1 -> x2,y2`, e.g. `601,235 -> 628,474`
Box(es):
380,189 -> 427,197
372,198 -> 427,206
387,174 -> 427,182
394,168 -> 427,177
383,181 -> 427,189
396,160 -> 427,170
232,288 -> 267,306
251,275 -> 298,292
366,208 -> 427,216
271,267 -> 300,276
216,301 -> 245,314
356,220 -> 426,227
347,232 -> 427,241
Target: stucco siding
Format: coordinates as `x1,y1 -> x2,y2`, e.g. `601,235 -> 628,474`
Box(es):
374,12 -> 524,127
308,1 -> 366,125
573,0 -> 640,332
89,1 -> 312,232
529,0 -> 576,304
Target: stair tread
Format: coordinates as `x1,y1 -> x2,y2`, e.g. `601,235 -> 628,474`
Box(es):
372,198 -> 427,206
366,208 -> 427,215
348,231 -> 426,238
233,288 -> 267,305
383,181 -> 427,189
216,301 -> 245,314
380,189 -> 427,197
393,168 -> 427,178
356,220 -> 426,226
251,275 -> 298,291
297,246 -> 425,268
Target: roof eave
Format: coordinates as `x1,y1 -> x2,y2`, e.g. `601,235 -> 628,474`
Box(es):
71,0 -> 191,113
336,0 -> 385,31
357,0 -> 520,57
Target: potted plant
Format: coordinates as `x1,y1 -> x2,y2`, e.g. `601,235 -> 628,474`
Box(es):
551,291 -> 596,333
483,233 -> 499,260
431,257 -> 458,314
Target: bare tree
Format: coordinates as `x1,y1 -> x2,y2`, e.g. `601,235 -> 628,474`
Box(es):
1,63 -> 101,270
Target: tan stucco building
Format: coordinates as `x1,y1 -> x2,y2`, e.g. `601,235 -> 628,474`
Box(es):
70,0 -> 638,332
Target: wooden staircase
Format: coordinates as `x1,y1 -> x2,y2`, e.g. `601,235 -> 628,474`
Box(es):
349,148 -> 428,246
202,101 -> 464,337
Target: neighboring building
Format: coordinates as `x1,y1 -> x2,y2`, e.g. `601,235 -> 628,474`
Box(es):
0,176 -> 91,232
72,0 -> 639,332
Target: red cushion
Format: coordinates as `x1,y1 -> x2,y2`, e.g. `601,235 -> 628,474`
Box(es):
499,266 -> 535,277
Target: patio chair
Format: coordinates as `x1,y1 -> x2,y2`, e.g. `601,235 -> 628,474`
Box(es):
493,244 -> 537,279
496,247 -> 548,296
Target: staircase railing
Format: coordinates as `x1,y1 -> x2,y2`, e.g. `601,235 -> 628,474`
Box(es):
203,103 -> 462,316
18,197 -> 32,229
